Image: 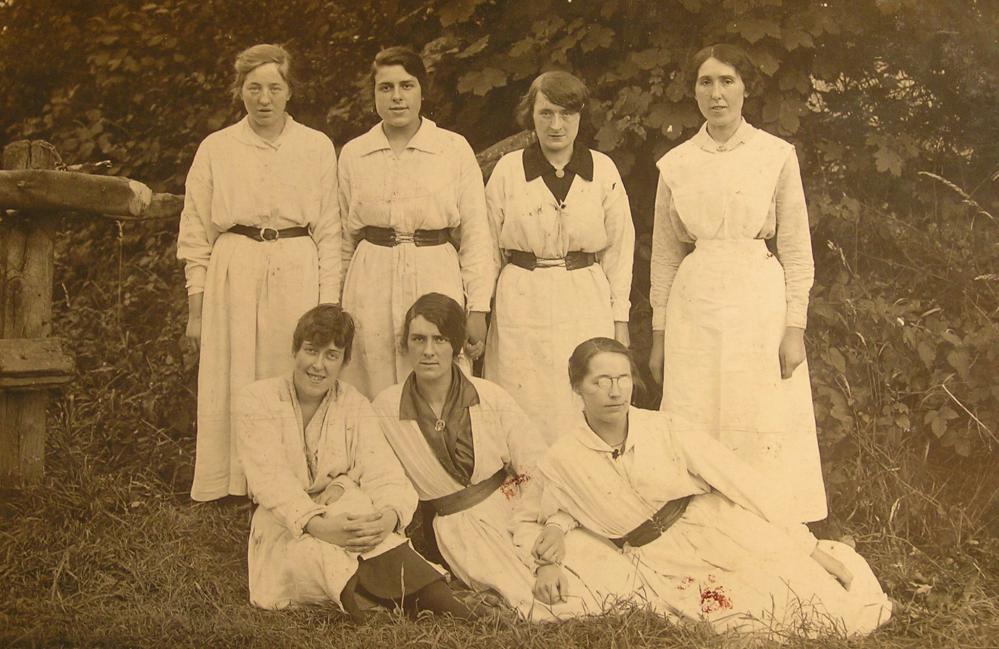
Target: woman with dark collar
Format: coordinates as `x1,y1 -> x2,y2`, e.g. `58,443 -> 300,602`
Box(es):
373,294 -> 635,621
483,71 -> 635,444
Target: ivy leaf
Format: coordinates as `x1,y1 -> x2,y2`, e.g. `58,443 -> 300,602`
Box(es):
456,35 -> 490,59
631,48 -> 665,71
946,350 -> 971,379
438,0 -> 480,27
751,49 -> 781,76
779,97 -> 801,134
596,122 -> 623,152
874,146 -> 904,176
581,25 -> 615,52
917,341 -> 936,367
783,28 -> 814,51
729,18 -> 781,44
827,348 -> 847,375
457,67 -> 508,95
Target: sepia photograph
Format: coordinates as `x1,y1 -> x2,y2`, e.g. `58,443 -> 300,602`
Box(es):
0,1 -> 995,647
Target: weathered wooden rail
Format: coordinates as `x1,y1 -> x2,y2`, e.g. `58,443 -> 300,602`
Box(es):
0,130 -> 532,489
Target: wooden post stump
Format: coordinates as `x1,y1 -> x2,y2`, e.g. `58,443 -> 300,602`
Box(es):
0,140 -> 74,488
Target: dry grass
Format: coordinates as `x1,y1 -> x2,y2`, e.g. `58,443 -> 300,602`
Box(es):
1,443 -> 997,648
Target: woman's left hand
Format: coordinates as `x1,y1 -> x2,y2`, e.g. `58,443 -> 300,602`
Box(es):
465,311 -> 488,360
532,525 -> 566,565
613,321 -> 630,348
778,326 -> 806,379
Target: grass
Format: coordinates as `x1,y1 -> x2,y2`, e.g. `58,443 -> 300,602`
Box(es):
1,418 -> 997,648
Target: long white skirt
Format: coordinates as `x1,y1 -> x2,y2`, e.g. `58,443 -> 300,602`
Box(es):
192,233 -> 318,501
630,493 -> 891,639
340,240 -> 468,399
435,489 -> 636,621
662,239 -> 826,521
484,264 -> 615,445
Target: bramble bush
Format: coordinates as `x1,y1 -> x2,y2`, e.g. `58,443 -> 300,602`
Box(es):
0,0 -> 996,537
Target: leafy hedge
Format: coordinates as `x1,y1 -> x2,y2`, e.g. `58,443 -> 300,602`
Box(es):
1,1 -> 996,518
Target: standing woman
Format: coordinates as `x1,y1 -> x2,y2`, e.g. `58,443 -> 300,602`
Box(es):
484,71 -> 635,444
338,46 -> 495,399
648,44 -> 826,522
178,44 -> 340,501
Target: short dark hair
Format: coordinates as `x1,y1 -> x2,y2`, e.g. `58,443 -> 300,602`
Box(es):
372,46 -> 429,92
687,43 -> 761,97
231,43 -> 293,101
515,70 -> 590,130
292,304 -> 355,363
567,336 -> 646,396
400,293 -> 465,358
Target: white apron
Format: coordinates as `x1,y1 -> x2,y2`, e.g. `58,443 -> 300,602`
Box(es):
192,233 -> 318,500
663,238 -> 826,521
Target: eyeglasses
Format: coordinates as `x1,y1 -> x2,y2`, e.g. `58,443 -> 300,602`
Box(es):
594,375 -> 633,392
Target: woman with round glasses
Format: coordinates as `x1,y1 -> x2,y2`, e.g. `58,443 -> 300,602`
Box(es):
178,43 -> 340,501
484,71 -> 634,444
525,337 -> 892,638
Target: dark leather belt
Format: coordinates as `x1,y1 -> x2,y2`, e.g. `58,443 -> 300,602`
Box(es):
361,226 -> 452,247
425,468 -> 507,516
228,224 -> 311,242
507,249 -> 596,271
610,495 -> 693,549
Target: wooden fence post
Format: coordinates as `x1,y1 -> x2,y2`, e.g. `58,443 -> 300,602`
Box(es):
0,140 -> 73,488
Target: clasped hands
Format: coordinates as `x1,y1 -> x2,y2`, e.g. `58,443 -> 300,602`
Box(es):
531,525 -> 570,605
305,485 -> 398,554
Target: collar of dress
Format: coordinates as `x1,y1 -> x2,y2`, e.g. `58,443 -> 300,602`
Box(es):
568,407 -> 641,457
522,139 -> 594,182
690,118 -> 756,153
232,114 -> 298,150
354,117 -> 445,156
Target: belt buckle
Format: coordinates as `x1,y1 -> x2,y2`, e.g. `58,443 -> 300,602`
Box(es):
259,226 -> 279,242
394,231 -> 415,245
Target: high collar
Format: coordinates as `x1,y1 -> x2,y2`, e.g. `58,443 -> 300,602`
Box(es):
567,407 -> 639,456
522,139 -> 594,182
690,118 -> 756,153
233,114 -> 297,150
354,117 -> 445,156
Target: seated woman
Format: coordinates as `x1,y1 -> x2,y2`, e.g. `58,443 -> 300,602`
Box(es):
529,337 -> 892,639
234,303 -> 472,621
372,293 -> 635,621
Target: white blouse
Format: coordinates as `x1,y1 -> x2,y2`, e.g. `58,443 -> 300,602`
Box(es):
337,119 -> 494,312
650,121 -> 813,329
177,116 -> 341,303
485,148 -> 635,322
234,376 -> 417,537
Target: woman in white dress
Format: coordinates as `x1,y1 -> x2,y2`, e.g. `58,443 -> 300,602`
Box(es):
234,304 -> 472,620
338,46 -> 495,398
178,44 -> 340,501
373,293 -> 636,621
648,44 -> 826,522
531,337 -> 892,639
484,71 -> 634,444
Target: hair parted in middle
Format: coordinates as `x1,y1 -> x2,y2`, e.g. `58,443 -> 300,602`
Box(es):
400,293 -> 466,358
686,43 -> 761,98
515,70 -> 590,130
